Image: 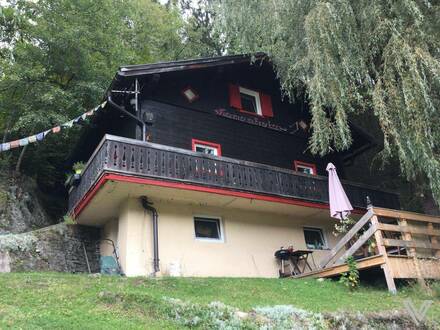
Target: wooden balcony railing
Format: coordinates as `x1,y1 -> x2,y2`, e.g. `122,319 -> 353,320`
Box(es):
68,135 -> 400,213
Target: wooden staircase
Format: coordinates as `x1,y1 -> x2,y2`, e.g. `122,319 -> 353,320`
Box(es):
296,206 -> 440,293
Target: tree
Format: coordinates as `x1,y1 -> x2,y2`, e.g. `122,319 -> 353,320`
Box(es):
0,0 -> 183,184
215,0 -> 440,205
178,0 -> 226,57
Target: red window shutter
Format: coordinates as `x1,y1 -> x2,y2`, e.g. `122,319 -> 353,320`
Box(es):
228,84 -> 242,109
260,93 -> 273,117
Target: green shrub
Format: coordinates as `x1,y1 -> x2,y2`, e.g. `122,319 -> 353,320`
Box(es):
339,256 -> 360,291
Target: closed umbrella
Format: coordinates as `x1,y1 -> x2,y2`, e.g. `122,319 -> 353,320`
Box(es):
326,163 -> 353,220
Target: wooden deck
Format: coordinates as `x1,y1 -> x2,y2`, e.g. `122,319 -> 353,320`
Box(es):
295,207 -> 440,292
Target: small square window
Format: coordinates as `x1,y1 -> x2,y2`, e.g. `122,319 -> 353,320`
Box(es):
192,139 -> 222,156
182,86 -> 199,103
294,161 -> 317,175
194,217 -> 223,241
304,227 -> 326,250
239,87 -> 262,115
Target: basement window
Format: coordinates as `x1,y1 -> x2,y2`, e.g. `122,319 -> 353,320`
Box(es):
303,227 -> 326,250
194,216 -> 223,241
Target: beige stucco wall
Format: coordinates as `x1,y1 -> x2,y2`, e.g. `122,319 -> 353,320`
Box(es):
107,197 -> 339,278
100,219 -> 118,256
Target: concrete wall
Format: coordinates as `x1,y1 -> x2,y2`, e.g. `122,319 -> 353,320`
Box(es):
110,197 -> 338,278
100,219 -> 118,256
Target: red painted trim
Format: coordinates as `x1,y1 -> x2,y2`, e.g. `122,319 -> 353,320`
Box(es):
228,84 -> 241,109
294,160 -> 317,176
72,172 -> 366,218
191,139 -> 222,156
181,86 -> 199,103
239,109 -> 265,117
260,92 -> 274,118
72,173 -> 109,218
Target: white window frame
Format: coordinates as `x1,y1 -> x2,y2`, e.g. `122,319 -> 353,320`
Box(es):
297,165 -> 315,175
194,143 -> 219,156
239,86 -> 262,115
193,215 -> 224,243
303,227 -> 328,250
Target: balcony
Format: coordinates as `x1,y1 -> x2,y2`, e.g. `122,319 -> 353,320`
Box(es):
68,135 -> 400,214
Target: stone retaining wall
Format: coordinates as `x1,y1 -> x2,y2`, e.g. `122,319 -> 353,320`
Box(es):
0,224 -> 100,273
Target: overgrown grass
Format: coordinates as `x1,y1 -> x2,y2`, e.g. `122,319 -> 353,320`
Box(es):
0,272 -> 439,329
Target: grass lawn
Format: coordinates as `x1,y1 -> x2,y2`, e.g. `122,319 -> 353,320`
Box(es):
0,272 -> 439,329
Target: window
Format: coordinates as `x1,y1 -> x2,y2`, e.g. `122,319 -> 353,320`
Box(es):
294,161 -> 317,175
181,86 -> 199,103
192,139 -> 222,156
303,227 -> 326,250
194,216 -> 223,241
239,87 -> 262,115
228,84 -> 273,117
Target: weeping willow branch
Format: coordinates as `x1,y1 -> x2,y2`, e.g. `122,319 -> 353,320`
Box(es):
216,0 -> 440,205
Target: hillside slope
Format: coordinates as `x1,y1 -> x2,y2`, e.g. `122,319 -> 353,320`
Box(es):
0,273 -> 438,329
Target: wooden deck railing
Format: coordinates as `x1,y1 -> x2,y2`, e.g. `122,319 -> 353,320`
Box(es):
68,134 -> 400,213
318,206 -> 440,293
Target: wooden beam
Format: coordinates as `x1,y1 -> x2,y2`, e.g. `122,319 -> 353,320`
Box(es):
398,219 -> 426,288
296,255 -> 385,279
320,209 -> 373,268
383,238 -> 440,250
388,256 -> 440,279
377,223 -> 440,237
339,225 -> 377,261
428,222 -> 440,258
371,215 -> 397,294
372,207 -> 440,224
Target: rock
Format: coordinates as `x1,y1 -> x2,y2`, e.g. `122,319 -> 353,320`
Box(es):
235,311 -> 249,319
0,175 -> 54,235
0,223 -> 100,273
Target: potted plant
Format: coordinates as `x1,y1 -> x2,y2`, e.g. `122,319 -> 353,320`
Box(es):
65,162 -> 85,188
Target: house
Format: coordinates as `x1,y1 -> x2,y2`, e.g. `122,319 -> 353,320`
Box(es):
69,53 -> 404,279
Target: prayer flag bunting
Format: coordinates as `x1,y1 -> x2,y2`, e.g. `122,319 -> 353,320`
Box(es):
28,135 -> 37,143
10,140 -> 20,149
0,143 -> 10,151
36,132 -> 45,141
0,101 -> 105,153
19,138 -> 29,147
63,120 -> 74,128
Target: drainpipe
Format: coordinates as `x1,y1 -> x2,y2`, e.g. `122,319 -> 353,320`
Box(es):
140,196 -> 160,274
107,94 -> 147,141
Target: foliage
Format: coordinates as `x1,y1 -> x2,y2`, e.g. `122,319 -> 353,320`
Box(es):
178,0 -> 226,57
62,214 -> 76,225
339,256 -> 360,291
72,162 -> 85,174
215,0 -> 440,205
333,216 -> 356,236
0,0 -> 184,197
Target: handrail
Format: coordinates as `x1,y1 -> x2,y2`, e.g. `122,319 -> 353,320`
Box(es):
320,209 -> 374,268
68,135 -> 401,212
320,206 -> 440,270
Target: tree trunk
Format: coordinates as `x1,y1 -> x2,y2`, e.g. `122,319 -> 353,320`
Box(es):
14,144 -> 28,176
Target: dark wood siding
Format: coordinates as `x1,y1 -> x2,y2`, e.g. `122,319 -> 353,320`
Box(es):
138,62 -> 344,176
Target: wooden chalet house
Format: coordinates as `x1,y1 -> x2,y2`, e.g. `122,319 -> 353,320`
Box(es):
68,53 -> 440,288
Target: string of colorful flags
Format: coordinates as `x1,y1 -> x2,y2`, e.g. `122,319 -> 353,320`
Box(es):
0,101 -> 107,153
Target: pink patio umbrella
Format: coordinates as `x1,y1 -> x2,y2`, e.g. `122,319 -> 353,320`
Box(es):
326,163 -> 353,220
